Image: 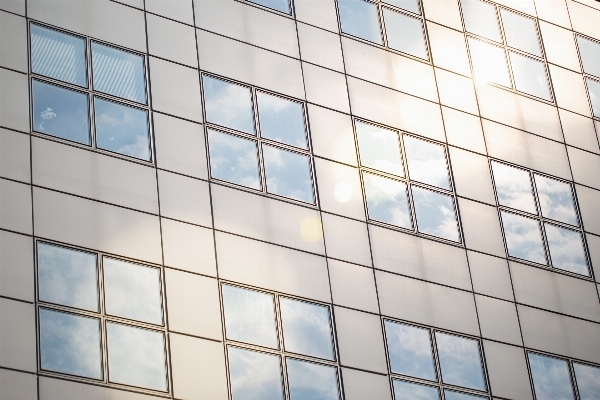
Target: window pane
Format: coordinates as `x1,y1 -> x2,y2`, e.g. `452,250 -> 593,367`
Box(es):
203,76 -> 255,134
363,173 -> 412,229
280,298 -> 334,360
94,98 -> 150,160
106,323 -> 167,391
37,242 -> 98,311
338,0 -> 382,44
39,308 -> 102,379
384,320 -> 436,380
573,362 -> 600,400
287,359 -> 339,400
383,9 -> 427,59
229,347 -> 284,400
33,80 -> 90,145
263,145 -> 315,204
208,129 -> 261,190
248,0 -> 290,14
356,121 -> 404,177
534,175 -> 578,226
91,42 -> 146,104
545,224 -> 589,276
444,390 -> 487,400
460,0 -> 501,42
500,211 -> 546,264
468,38 -> 511,87
586,78 -> 600,118
384,0 -> 419,14
509,52 -> 551,100
435,332 -> 486,391
103,258 -> 163,325
404,136 -> 450,189
412,187 -> 459,242
500,10 -> 541,56
577,36 -> 600,78
528,353 -> 575,400
31,24 -> 87,87
257,92 -> 307,149
223,285 -> 278,348
491,162 -> 536,214
393,380 -> 439,400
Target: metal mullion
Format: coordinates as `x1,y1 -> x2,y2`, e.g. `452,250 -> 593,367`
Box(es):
528,170 -> 552,267
377,2 -> 389,49
397,133 -> 419,234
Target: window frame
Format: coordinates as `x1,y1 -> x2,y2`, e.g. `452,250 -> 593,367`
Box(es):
574,33 -> 600,120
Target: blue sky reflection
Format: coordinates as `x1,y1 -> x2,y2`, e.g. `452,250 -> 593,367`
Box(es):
435,332 -> 486,391
229,347 -> 284,400
385,320 -> 436,380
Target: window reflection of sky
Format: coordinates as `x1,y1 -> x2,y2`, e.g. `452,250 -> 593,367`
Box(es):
573,362 -> 600,400
208,129 -> 261,190
534,175 -> 578,226
500,211 -> 546,264
585,78 -> 600,118
435,332 -> 486,391
576,36 -> 600,78
204,76 -> 255,135
412,187 -> 459,242
509,52 -> 551,100
528,353 -> 575,400
229,347 -> 284,400
363,173 -> 412,229
491,162 -> 536,214
338,0 -> 382,44
383,9 -> 427,59
444,390 -> 487,400
460,0 -> 501,42
257,92 -> 307,149
393,380 -> 439,400
545,224 -> 588,276
286,359 -> 339,400
248,0 -> 290,14
500,10 -> 541,56
384,0 -> 419,14
356,121 -> 404,177
404,136 -> 450,190
385,321 -> 436,381
262,145 -> 315,204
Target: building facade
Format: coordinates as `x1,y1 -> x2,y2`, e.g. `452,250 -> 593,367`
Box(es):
1,0 -> 600,399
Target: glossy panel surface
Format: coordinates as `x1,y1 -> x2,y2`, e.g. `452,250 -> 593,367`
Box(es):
383,9 -> 427,59
460,0 -> 501,42
287,359 -> 339,400
363,173 -> 412,229
356,121 -> 404,177
468,38 -> 510,87
338,0 -> 382,44
257,92 -> 307,149
208,129 -> 261,189
229,347 -> 284,400
534,175 -> 578,226
393,380 -> 439,400
412,187 -> 459,242
263,145 -> 314,204
384,320 -> 436,380
204,76 -> 255,134
491,162 -> 536,214
573,362 -> 600,400
500,10 -> 541,56
528,353 -> 575,400
509,52 -> 551,100
435,332 -> 486,391
501,211 -> 546,264
545,224 -> 589,276
404,136 -> 450,189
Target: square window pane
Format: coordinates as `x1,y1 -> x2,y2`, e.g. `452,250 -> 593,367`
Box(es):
577,36 -> 600,78
444,390 -> 487,400
384,0 -> 419,14
91,42 -> 146,104
94,97 -> 151,161
491,162 -> 536,214
500,10 -> 541,56
263,145 -> 315,204
39,308 -> 102,379
37,242 -> 98,311
573,362 -> 600,400
545,224 -> 589,276
356,121 -> 404,177
383,9 -> 427,59
257,92 -> 307,149
412,187 -> 459,242
363,173 -> 412,229
31,24 -> 87,87
338,0 -> 383,44
404,136 -> 450,190
208,129 -> 261,190
500,211 -> 546,264
280,298 -> 334,360
223,285 -> 278,348
248,0 -> 290,14
203,76 -> 255,134
435,332 -> 486,391
229,347 -> 284,400
528,353 -> 575,400
468,38 -> 511,87
509,52 -> 551,100
33,80 -> 90,145
384,320 -> 436,381
103,258 -> 163,325
393,380 -> 439,400
460,0 -> 501,42
286,359 -> 339,400
586,78 -> 600,118
534,175 -> 578,226
106,323 -> 167,391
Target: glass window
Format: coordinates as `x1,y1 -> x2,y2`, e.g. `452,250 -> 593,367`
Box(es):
545,224 -> 589,276
262,145 -> 315,204
403,136 -> 450,190
586,78 -> 600,118
573,362 -> 600,400
393,380 -> 440,400
37,242 -> 98,312
257,92 -> 307,149
356,121 -> 404,177
577,36 -> 600,78
412,187 -> 459,242
500,10 -> 541,56
228,347 -> 284,400
435,332 -> 486,391
208,129 -> 261,190
39,308 -> 102,379
460,0 -> 501,43
363,173 -> 412,229
534,175 -> 578,226
106,323 -> 167,391
287,359 -> 339,400
468,38 -> 511,87
223,285 -> 278,348
491,162 -> 536,214
248,0 -> 290,13
384,321 -> 436,381
32,80 -> 90,145
508,52 -> 551,100
279,298 -> 334,360
203,76 -> 255,135
384,0 -> 419,14
31,24 -> 87,87
338,0 -> 382,44
528,353 -> 575,400
444,390 -> 487,400
383,9 -> 427,59
500,211 -> 546,264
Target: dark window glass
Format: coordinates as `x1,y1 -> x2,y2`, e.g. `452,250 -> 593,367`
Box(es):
435,332 -> 486,391
338,0 -> 382,44
528,353 -> 575,400
228,347 -> 284,400
286,359 -> 339,400
262,145 -> 314,204
257,92 -> 307,149
208,129 -> 261,189
363,173 -> 412,229
385,321 -> 436,380
203,76 -> 255,135
383,9 -> 427,59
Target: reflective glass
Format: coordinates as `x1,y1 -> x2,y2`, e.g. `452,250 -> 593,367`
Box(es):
468,38 -> 511,87
528,353 -> 575,400
573,362 -> 600,400
223,285 -> 278,348
534,175 -> 578,226
435,332 -> 486,391
412,187 -> 459,242
91,42 -> 146,104
248,0 -> 290,13
491,162 -> 536,214
356,121 -> 404,177
384,0 -> 419,14
263,145 -> 314,204
32,80 -> 90,145
338,0 -> 382,44
404,136 -> 450,189
39,308 -> 102,379
257,92 -> 307,149
577,36 -> 600,78
586,78 -> 600,118
103,258 -> 163,325
37,242 -> 98,311
545,224 -> 588,276
393,380 -> 439,400
384,321 -> 436,380
106,323 -> 167,391
287,359 -> 339,400
444,390 -> 487,400
509,52 -> 551,100
94,98 -> 150,160
500,10 -> 541,56
363,173 -> 412,229
229,347 -> 284,400
500,211 -> 546,264
383,9 -> 427,59
460,0 -> 501,42
31,24 -> 87,87
208,129 -> 261,190
280,298 -> 334,360
203,76 -> 255,134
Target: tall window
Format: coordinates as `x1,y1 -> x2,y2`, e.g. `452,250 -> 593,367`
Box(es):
575,35 -> 600,118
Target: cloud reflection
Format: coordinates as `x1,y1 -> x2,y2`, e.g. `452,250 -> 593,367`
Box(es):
573,362 -> 600,400
208,129 -> 261,190
491,162 -> 536,214
412,187 -> 459,242
435,332 -> 486,391
257,92 -> 307,149
228,347 -> 284,400
528,352 -> 575,400
443,390 -> 486,400
337,0 -> 382,44
544,224 -> 589,276
262,145 -> 315,204
500,211 -> 546,264
356,121 -> 404,177
403,136 -> 450,190
393,380 -> 439,400
384,321 -> 436,380
534,175 -> 578,226
363,173 -> 412,229
204,76 -> 255,135
286,359 -> 339,400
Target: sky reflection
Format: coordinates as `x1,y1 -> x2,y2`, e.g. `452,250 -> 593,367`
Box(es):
248,0 -> 290,13
229,347 -> 284,400
534,175 -> 578,226
585,78 -> 600,118
500,10 -> 541,56
257,92 -> 306,149
363,173 -> 412,229
573,362 -> 600,400
435,332 -> 486,391
338,0 -> 382,44
204,76 -> 255,134
287,359 -> 339,400
491,162 -> 536,214
443,390 -> 487,400
208,129 -> 261,190
509,52 -> 551,100
460,0 -> 501,42
576,36 -> 600,78
403,136 -> 450,189
262,145 -> 315,204
501,211 -> 546,264
384,0 -> 419,13
545,224 -> 589,276
412,187 -> 459,242
383,9 -> 427,59
356,121 -> 404,177
384,320 -> 436,380
528,352 -> 575,400
393,380 -> 439,400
